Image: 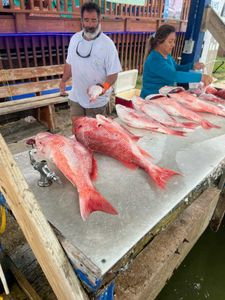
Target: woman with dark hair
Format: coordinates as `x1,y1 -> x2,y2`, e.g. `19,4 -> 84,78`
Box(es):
141,24 -> 212,99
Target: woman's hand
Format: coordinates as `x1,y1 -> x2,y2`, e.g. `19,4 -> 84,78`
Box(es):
194,62 -> 205,70
201,74 -> 213,86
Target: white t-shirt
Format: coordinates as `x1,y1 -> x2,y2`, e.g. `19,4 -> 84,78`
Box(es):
66,31 -> 122,108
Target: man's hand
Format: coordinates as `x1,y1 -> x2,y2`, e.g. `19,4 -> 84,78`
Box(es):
194,62 -> 205,70
201,74 -> 213,86
59,80 -> 68,96
88,85 -> 103,102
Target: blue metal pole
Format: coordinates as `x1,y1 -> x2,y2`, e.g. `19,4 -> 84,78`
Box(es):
181,0 -> 211,65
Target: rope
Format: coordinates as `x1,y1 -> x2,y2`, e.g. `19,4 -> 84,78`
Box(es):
0,206 -> 6,235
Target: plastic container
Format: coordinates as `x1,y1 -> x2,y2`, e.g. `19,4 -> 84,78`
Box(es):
114,69 -> 140,108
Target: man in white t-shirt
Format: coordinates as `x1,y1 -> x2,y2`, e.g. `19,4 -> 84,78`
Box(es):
59,2 -> 122,118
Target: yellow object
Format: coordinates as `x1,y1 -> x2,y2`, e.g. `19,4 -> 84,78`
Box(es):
0,206 -> 6,234
0,295 -> 3,300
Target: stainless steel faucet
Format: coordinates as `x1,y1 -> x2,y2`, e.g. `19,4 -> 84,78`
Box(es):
27,139 -> 61,187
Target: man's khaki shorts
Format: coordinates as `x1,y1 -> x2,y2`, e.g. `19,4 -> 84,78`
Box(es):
69,100 -> 107,118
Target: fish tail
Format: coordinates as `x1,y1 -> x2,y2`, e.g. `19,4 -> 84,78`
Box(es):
146,164 -> 180,189
200,120 -> 220,129
80,188 -> 118,220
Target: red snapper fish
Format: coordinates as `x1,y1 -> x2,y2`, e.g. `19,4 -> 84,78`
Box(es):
150,97 -> 220,130
169,91 -> 225,117
199,93 -> 225,105
132,96 -> 197,129
35,132 -> 117,220
116,104 -> 186,136
73,115 -> 180,189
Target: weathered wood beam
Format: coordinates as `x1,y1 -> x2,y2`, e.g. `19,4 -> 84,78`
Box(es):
201,6 -> 225,51
0,15 -> 188,34
210,172 -> 225,232
0,135 -> 88,300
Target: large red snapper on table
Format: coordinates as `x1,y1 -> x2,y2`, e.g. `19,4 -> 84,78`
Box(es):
169,91 -> 225,117
73,115 -> 180,189
35,132 -> 118,220
150,97 -> 220,130
115,104 -> 186,136
132,96 -> 197,129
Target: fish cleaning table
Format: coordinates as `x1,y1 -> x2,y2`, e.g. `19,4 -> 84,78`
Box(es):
14,114 -> 225,293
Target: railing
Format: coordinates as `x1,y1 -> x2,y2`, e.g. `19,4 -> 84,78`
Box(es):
0,0 -> 190,20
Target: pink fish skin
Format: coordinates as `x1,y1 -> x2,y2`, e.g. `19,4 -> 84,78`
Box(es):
73,116 -> 180,189
35,132 -> 117,220
116,104 -> 185,136
132,96 -> 197,129
169,91 -> 225,117
199,93 -> 225,105
150,97 -> 220,130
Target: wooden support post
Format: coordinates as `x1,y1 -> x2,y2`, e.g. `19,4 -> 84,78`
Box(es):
15,14 -> 27,33
36,105 -> 56,132
201,6 -> 225,51
0,135 -> 88,300
210,172 -> 225,232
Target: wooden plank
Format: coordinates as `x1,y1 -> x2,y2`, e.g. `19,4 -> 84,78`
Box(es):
31,36 -> 38,67
15,38 -> 22,69
0,135 -> 88,300
23,36 -> 30,67
40,37 -> 46,66
55,36 -> 60,65
0,78 -> 63,98
210,172 -> 225,232
48,36 -> 53,66
0,95 -> 68,115
5,37 -> 13,69
0,92 -> 65,108
133,33 -> 138,69
202,7 -> 225,51
0,65 -> 64,82
6,255 -> 42,300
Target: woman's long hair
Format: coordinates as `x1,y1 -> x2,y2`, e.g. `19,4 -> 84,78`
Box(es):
144,24 -> 176,62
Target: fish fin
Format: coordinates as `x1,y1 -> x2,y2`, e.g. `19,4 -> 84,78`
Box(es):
80,188 -> 118,220
200,120 -> 221,129
138,147 -> 153,159
120,160 -> 138,170
90,155 -> 98,181
166,128 -> 186,137
119,124 -> 141,141
96,114 -> 141,141
146,164 -> 180,189
181,122 -> 198,129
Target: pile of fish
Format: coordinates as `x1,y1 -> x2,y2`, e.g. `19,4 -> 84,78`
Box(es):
33,85 -> 225,220
115,86 -> 225,134
34,114 -> 181,220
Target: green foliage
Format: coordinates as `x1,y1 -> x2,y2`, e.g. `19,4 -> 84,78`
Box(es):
213,57 -> 225,82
